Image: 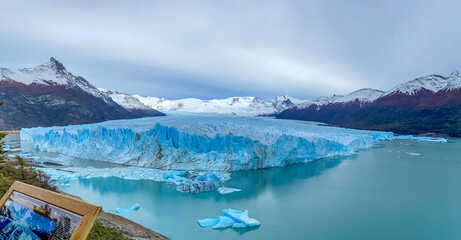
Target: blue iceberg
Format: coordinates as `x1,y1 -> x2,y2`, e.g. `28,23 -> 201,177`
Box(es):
18,152 -> 32,157
116,203 -> 141,214
212,216 -> 235,229
198,208 -> 260,229
197,218 -> 220,228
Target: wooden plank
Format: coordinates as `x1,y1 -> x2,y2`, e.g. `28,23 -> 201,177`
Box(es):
12,181 -> 99,215
71,207 -> 102,240
0,181 -> 102,240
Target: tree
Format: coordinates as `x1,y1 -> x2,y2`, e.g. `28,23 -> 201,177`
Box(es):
0,101 -> 6,164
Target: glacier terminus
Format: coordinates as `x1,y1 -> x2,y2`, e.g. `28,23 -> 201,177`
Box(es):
20,112 -> 393,171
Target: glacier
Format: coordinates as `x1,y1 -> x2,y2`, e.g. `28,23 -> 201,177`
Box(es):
394,135 -> 448,143
20,112 -> 393,171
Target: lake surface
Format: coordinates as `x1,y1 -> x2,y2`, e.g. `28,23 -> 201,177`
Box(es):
6,133 -> 461,239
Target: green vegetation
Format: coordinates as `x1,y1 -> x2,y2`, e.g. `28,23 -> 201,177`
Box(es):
87,222 -> 131,240
0,101 -> 131,240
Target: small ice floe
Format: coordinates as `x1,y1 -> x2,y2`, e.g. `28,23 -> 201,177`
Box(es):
198,208 -> 260,229
408,152 -> 420,156
2,145 -> 10,150
218,187 -> 242,194
61,177 -> 71,187
8,148 -> 23,152
19,152 -> 32,157
116,203 -> 140,214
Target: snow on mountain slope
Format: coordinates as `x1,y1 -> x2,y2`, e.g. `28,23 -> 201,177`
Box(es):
332,88 -> 384,103
135,94 -> 304,115
441,72 -> 461,91
1,58 -> 112,102
99,88 -> 152,110
384,72 -> 461,96
0,58 -> 164,130
21,111 -> 393,171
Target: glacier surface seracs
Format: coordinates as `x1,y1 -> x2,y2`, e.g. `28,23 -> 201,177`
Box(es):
21,112 -> 393,171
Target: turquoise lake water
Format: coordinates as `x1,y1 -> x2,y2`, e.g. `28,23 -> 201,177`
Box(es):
6,134 -> 461,239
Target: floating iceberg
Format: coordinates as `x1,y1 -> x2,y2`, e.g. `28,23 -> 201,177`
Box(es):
218,187 -> 242,194
198,208 -> 260,229
177,174 -> 221,194
116,203 -> 140,214
40,166 -> 230,194
19,152 -> 32,157
61,176 -> 71,187
212,216 -> 235,229
21,112 -> 393,171
197,218 -> 220,228
2,145 -> 10,150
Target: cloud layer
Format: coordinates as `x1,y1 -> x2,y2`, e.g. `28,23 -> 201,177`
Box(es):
1,0 -> 460,99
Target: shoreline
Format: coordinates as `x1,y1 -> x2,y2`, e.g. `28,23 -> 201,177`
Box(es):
4,130 -> 20,134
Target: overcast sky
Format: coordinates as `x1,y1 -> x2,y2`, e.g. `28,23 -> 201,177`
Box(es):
1,0 -> 460,100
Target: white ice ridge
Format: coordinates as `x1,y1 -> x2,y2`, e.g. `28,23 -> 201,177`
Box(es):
394,135 -> 448,143
218,187 -> 242,194
21,112 -> 394,171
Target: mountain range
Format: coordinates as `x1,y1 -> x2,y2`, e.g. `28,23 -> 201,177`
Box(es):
0,58 -> 163,130
1,57 -> 460,136
278,72 -> 461,137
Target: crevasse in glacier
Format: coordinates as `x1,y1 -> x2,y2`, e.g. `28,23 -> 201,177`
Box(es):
20,112 -> 393,171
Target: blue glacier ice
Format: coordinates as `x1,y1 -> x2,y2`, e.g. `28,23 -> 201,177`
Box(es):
20,112 -> 393,171
116,203 -> 140,214
19,152 -> 32,157
212,216 -> 235,229
197,218 -> 220,227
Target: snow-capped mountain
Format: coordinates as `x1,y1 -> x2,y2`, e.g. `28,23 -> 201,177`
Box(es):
296,88 -> 384,109
0,58 -> 163,129
277,72 -> 461,137
1,57 -> 111,102
333,88 -> 384,103
134,94 -> 304,116
384,72 -> 461,95
99,89 -> 151,110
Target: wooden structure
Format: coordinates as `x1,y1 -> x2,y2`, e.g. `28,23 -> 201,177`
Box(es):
0,181 -> 102,240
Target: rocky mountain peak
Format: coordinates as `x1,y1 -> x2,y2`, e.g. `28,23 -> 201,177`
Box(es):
46,57 -> 67,73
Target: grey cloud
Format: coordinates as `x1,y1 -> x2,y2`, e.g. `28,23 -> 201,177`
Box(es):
1,0 -> 460,100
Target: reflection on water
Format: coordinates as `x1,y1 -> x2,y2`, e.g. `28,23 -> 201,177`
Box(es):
75,152 -> 352,202
61,140 -> 461,240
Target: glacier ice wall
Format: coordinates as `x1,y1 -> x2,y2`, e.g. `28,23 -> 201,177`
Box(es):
20,112 -> 393,171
